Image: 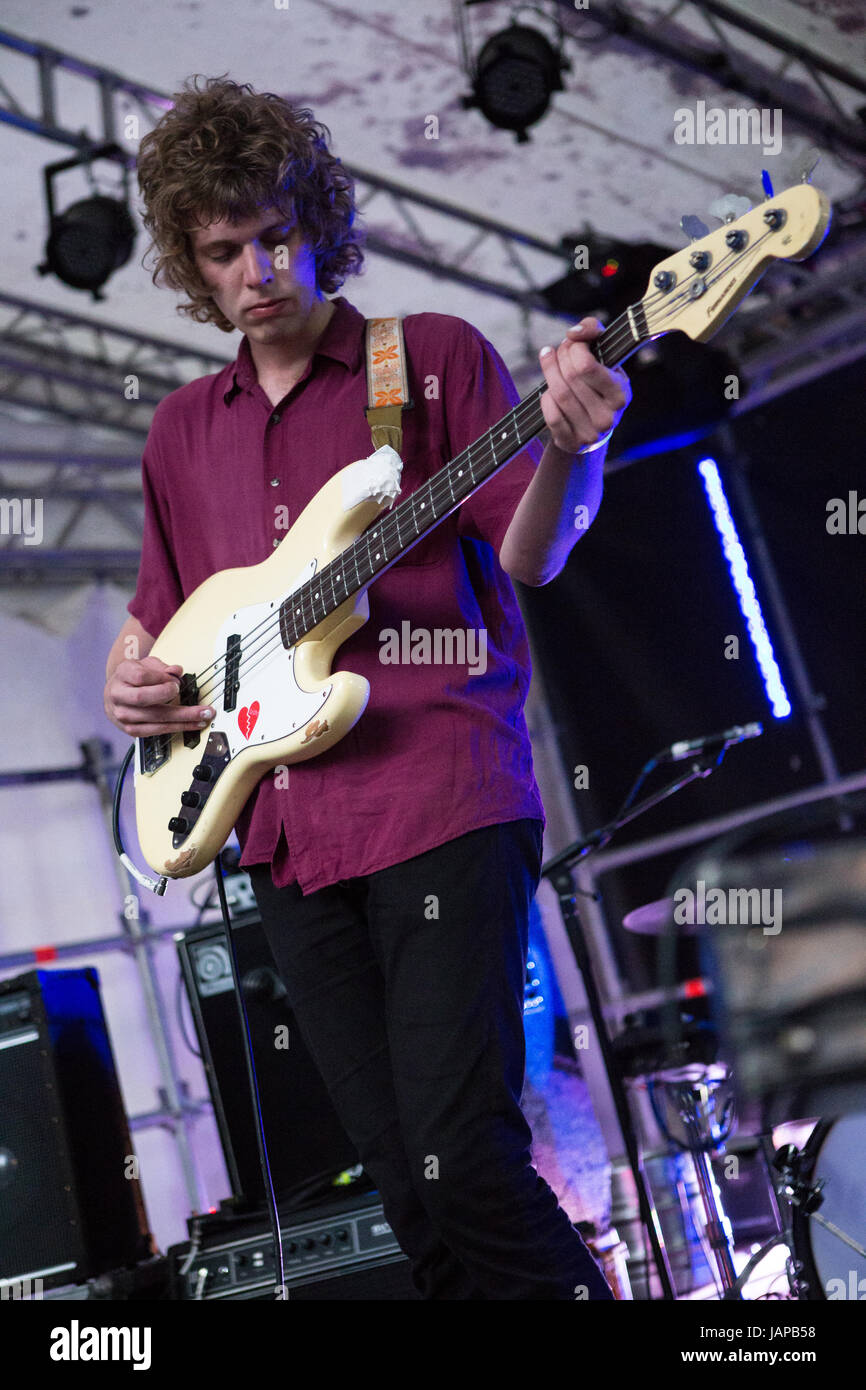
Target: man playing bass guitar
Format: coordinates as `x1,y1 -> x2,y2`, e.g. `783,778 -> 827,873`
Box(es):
103,74 -> 630,1300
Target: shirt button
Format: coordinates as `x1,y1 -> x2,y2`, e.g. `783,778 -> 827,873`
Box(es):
272,538 -> 279,549
270,478 -> 280,487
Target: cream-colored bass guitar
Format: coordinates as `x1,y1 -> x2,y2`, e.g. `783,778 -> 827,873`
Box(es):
133,183 -> 830,880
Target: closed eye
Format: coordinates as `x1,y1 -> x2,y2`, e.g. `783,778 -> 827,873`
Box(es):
207,231 -> 291,263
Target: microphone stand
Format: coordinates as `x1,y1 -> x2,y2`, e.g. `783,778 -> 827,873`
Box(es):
541,748 -> 730,1301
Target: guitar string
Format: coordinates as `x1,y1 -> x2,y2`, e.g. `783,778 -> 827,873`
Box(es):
188,384 -> 547,709
186,235 -> 755,704
186,383 -> 549,713
187,294 -> 657,706
188,233 -> 766,717
175,230 -> 772,724
185,260 -> 712,710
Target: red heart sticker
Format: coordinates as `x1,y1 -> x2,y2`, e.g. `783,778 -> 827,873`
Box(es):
238,702 -> 260,740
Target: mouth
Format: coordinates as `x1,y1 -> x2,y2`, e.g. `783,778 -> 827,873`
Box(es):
247,298 -> 291,317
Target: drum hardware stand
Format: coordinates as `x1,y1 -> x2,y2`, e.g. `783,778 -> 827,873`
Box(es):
777,1143 -> 866,1299
643,1071 -> 742,1297
542,747 -> 733,1302
670,1080 -> 740,1296
721,1138 -> 866,1299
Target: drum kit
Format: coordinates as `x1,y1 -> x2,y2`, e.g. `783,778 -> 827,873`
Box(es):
611,831 -> 866,1300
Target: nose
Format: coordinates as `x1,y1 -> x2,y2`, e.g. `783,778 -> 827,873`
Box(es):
241,238 -> 274,287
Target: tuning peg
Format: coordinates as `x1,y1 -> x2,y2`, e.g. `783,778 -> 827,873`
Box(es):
709,193 -> 752,223
680,214 -> 710,241
761,169 -> 774,199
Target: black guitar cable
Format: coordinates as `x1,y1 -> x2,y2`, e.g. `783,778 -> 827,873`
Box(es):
212,850 -> 287,1300
112,744 -> 168,896
112,744 -> 287,1299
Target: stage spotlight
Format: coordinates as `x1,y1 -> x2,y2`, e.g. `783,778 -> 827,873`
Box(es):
39,196 -> 136,300
36,144 -> 136,302
462,22 -> 568,142
541,237 -> 675,317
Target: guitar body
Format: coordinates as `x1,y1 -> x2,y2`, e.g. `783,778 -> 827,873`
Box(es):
134,467 -> 389,879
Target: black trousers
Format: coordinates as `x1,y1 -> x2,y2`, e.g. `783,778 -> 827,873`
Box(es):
247,818 -> 613,1300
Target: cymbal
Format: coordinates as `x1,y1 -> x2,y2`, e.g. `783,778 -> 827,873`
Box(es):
622,897 -> 700,936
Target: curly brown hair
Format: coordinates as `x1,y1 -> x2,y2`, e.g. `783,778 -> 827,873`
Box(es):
136,74 -> 364,332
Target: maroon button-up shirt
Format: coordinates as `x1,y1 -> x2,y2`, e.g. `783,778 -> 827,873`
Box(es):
128,296 -> 546,893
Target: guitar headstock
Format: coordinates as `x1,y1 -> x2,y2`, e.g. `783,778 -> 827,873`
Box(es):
638,183 -> 832,345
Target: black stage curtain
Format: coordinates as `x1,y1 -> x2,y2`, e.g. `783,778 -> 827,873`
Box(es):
519,357 -> 865,989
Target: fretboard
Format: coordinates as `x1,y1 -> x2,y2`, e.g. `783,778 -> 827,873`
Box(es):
278,302 -> 647,645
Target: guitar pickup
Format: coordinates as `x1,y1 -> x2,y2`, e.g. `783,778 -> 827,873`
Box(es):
223,634 -> 241,711
177,672 -> 202,749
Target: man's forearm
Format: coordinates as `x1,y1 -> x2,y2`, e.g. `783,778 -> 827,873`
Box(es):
499,438 -> 605,586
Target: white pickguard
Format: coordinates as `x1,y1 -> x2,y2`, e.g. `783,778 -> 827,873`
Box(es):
133,558 -> 335,798
211,556 -> 330,756
213,559 -> 332,757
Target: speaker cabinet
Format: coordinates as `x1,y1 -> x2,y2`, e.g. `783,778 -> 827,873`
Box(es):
176,914 -> 359,1209
0,969 -> 151,1291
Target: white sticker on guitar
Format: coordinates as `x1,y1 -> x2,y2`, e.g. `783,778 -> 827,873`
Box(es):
341,444 -> 403,512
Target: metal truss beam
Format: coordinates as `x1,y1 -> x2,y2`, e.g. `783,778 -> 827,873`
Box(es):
0,548 -> 140,583
0,449 -> 145,471
725,232 -> 866,412
1,26 -> 865,579
0,292 -> 232,436
0,28 -> 568,316
555,0 -> 866,164
0,228 -> 864,580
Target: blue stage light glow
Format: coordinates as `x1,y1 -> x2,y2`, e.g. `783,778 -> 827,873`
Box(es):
697,458 -> 792,719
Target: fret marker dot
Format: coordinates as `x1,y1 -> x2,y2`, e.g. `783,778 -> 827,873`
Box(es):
501,431 -> 507,439
458,470 -> 463,477
376,552 -> 381,559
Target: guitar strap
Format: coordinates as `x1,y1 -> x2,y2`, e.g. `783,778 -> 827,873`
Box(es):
364,316 -> 412,454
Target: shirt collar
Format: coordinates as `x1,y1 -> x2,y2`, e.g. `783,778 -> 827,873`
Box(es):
223,295 -> 365,406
